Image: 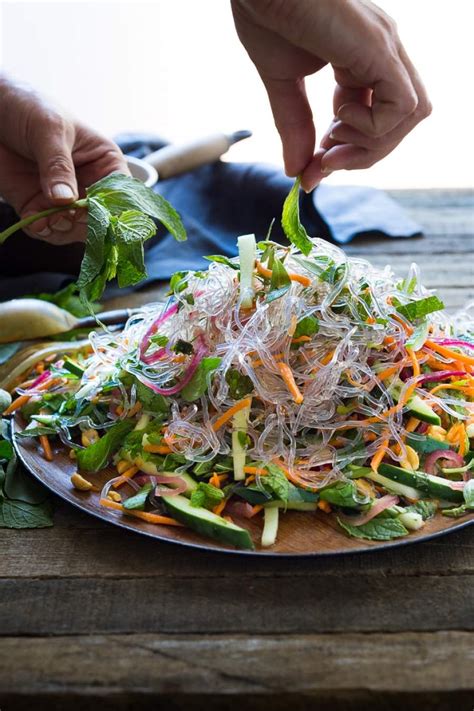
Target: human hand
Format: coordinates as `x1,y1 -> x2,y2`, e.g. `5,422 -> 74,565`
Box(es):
232,0 -> 431,191
0,76 -> 129,244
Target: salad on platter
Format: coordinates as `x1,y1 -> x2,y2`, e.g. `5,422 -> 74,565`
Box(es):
4,180 -> 474,550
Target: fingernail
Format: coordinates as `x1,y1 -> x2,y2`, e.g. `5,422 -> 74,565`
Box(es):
52,217 -> 73,232
51,183 -> 75,201
329,132 -> 336,140
37,227 -> 52,237
321,167 -> 333,175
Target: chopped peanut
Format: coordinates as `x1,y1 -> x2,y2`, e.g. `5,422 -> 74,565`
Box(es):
71,472 -> 93,491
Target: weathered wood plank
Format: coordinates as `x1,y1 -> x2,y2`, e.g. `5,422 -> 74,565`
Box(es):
0,631 -> 471,697
0,571 -> 472,635
0,501 -> 473,579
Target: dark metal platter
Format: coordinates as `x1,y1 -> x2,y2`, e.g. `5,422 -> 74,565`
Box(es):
14,419 -> 474,556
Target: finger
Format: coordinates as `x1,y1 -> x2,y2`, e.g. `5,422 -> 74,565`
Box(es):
262,76 -> 315,176
320,143 -> 380,172
32,118 -> 79,204
337,60 -> 418,138
333,85 -> 372,115
300,148 -> 330,192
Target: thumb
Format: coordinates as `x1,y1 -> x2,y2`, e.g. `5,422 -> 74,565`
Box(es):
33,121 -> 79,204
262,76 -> 315,177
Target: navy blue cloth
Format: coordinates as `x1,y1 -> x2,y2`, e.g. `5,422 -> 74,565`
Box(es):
118,133 -> 422,282
0,133 -> 421,299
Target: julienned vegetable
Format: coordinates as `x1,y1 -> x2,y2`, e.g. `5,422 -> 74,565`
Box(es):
0,173 -> 186,304
4,179 -> 474,548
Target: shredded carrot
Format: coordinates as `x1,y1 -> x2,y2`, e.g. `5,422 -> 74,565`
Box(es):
277,362 -> 303,404
99,498 -> 183,526
35,362 -> 45,374
371,434 -> 389,472
363,431 -> 378,442
406,347 -> 420,378
320,350 -> 335,366
243,465 -> 268,476
245,474 -> 256,485
288,314 -> 298,337
39,434 -> 53,462
272,458 -> 319,492
345,371 -> 370,391
252,353 -> 284,368
392,313 -> 414,336
430,382 -> 473,397
317,500 -> 332,513
291,335 -> 312,344
212,397 -> 252,431
127,402 -> 142,417
366,316 -> 376,325
384,336 -> 396,347
212,499 -> 227,516
115,405 -> 124,416
377,362 -> 405,381
255,260 -> 311,287
116,459 -> 130,475
405,417 -> 421,433
143,443 -> 172,455
113,465 -> 139,489
424,340 -> 474,367
3,394 -> 31,415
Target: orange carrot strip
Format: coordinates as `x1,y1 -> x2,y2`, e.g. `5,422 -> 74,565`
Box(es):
277,362 -> 303,404
371,435 -> 390,472
143,443 -> 172,454
39,434 -> 53,462
429,382 -> 473,396
127,402 -> 142,417
112,465 -> 139,489
320,350 -> 335,366
212,397 -> 252,431
255,260 -> 311,287
392,313 -> 414,336
405,417 -> 420,433
291,335 -> 312,344
252,353 -> 284,368
424,340 -> 474,367
317,500 -> 332,513
406,347 -> 420,378
3,394 -> 31,415
212,499 -> 227,516
377,362 -> 406,381
251,504 -> 263,516
99,498 -> 183,526
209,473 -> 221,488
243,466 -> 268,476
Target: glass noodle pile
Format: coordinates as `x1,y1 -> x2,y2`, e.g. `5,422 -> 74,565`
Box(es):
7,181 -> 474,549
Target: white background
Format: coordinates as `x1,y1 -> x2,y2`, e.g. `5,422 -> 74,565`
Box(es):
1,0 -> 473,189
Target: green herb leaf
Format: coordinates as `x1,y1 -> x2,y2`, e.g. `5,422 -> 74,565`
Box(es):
258,463 -> 289,503
30,282 -> 101,318
123,483 -> 153,511
87,173 -> 186,241
393,295 -> 445,321
404,500 -> 437,520
172,339 -> 194,355
294,315 -> 319,339
150,334 -> 169,348
190,482 -> 224,510
337,514 -> 409,540
320,481 -> 370,509
114,210 -> 157,288
406,319 -> 430,351
0,498 -> 53,529
204,255 -> 239,270
225,369 -> 254,400
77,197 -> 110,291
76,420 -> 135,472
463,479 -> 474,508
281,178 -> 313,255
181,357 -> 222,402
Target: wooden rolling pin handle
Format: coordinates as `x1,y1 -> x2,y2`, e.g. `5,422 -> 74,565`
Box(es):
143,130 -> 251,180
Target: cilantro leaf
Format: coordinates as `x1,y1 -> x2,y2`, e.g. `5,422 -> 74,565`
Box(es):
281,178 -> 313,255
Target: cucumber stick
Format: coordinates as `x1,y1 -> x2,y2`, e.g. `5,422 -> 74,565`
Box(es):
378,463 -> 464,503
162,494 -> 254,550
232,401 -> 251,481
261,506 -> 279,547
238,233 -> 256,308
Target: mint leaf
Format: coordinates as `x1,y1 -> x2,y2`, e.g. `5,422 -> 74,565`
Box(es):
405,500 -> 437,520
87,173 -> 186,242
76,420 -> 134,472
123,483 -> 153,511
294,315 -> 319,338
114,210 -> 157,287
190,482 -> 224,510
463,479 -> 474,508
225,369 -> 254,399
320,481 -> 370,509
30,282 -> 101,318
181,357 -> 222,402
204,255 -> 239,270
258,462 -> 289,503
281,178 -> 312,255
394,295 -> 445,321
337,515 -> 409,540
77,197 -> 110,289
0,498 -> 53,529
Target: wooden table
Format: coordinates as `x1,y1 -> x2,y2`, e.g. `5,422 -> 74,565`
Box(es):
0,189 -> 473,710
